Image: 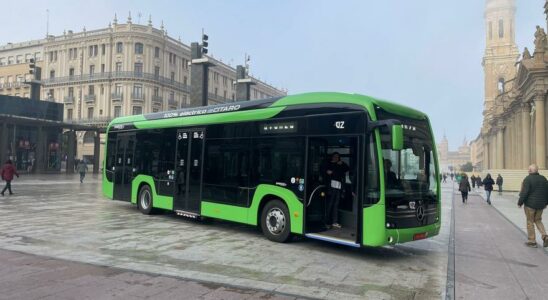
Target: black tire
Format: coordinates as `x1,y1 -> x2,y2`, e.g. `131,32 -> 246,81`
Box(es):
261,199 -> 291,243
137,185 -> 154,215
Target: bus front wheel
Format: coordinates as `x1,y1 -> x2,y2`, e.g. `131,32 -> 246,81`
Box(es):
138,185 -> 154,215
261,199 -> 291,243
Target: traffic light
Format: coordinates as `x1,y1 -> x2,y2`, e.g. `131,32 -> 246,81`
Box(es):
202,34 -> 208,54
29,58 -> 35,75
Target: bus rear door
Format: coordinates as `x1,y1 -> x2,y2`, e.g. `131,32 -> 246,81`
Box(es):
173,129 -> 205,215
113,133 -> 136,201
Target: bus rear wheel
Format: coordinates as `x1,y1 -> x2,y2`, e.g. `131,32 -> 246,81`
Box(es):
138,185 -> 154,215
261,199 -> 291,243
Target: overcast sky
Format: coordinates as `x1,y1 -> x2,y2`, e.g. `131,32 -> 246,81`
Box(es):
0,0 -> 545,150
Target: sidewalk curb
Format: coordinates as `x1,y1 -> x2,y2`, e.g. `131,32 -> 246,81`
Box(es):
445,185 -> 456,300
473,188 -> 548,256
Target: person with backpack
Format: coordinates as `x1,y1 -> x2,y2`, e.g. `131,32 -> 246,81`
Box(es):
1,160 -> 19,196
483,173 -> 495,205
459,173 -> 471,204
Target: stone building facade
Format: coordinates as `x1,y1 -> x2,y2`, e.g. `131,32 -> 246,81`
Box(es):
437,135 -> 471,172
0,15 -> 286,163
480,0 -> 548,171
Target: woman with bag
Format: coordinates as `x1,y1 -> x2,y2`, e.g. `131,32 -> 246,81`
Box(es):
459,173 -> 471,204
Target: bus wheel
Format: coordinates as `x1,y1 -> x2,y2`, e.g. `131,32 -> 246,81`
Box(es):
261,199 -> 291,243
138,185 -> 154,215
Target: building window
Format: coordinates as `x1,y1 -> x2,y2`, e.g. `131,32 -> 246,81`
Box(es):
101,44 -> 106,55
183,94 -> 188,105
134,62 -> 143,75
0,58 -> 5,66
154,87 -> 160,97
48,89 -> 54,99
50,70 -> 55,79
498,19 -> 504,38
154,47 -> 160,58
67,109 -> 73,120
497,78 -> 505,94
133,84 -> 143,97
114,106 -> 121,118
223,90 -> 227,99
115,62 -> 122,72
132,106 -> 142,115
154,66 -> 160,78
214,87 -> 218,96
170,72 -> 175,82
100,84 -> 104,95
89,65 -> 95,75
169,91 -> 175,101
489,21 -> 493,40
101,64 -> 105,73
135,43 -> 144,54
183,76 -> 188,86
115,84 -> 123,95
68,87 -> 74,97
88,45 -> 98,57
87,107 -> 94,119
69,68 -> 75,77
152,108 -> 159,113
88,85 -> 95,95
116,42 -> 123,53
8,56 -> 14,64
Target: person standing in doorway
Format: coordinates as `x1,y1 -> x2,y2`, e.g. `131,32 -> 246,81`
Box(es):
483,173 -> 495,205
77,159 -> 88,183
496,174 -> 504,195
324,152 -> 349,229
518,164 -> 548,248
1,160 -> 19,196
459,174 -> 471,204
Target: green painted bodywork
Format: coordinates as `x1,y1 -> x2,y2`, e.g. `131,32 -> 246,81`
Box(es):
201,184 -> 304,234
131,175 -> 173,210
103,91 -> 440,247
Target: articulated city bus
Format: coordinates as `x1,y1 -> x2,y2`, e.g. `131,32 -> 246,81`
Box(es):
103,92 -> 441,247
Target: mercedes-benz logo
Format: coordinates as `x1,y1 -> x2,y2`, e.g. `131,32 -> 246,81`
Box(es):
416,206 -> 425,222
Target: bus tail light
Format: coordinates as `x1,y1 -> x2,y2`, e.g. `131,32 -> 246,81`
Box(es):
413,232 -> 428,240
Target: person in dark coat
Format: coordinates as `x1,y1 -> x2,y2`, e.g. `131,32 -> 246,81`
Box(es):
1,160 -> 19,196
471,174 -> 476,189
324,152 -> 350,229
482,173 -> 495,205
459,174 -> 471,204
518,164 -> 548,248
476,176 -> 483,189
496,174 -> 504,195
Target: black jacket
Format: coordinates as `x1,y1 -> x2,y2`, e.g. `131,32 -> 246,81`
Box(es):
483,177 -> 494,191
518,173 -> 548,209
496,176 -> 503,186
459,178 -> 471,193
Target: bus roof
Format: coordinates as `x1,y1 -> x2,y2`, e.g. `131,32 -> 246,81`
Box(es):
108,92 -> 427,129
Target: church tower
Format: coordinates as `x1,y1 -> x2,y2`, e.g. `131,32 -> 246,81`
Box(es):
482,0 -> 520,119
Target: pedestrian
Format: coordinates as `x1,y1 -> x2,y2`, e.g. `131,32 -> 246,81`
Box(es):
496,174 -> 504,195
459,174 -> 471,204
471,174 -> 476,189
518,164 -> 548,248
450,173 -> 454,181
1,160 -> 19,196
324,152 -> 350,229
443,174 -> 447,183
77,159 -> 88,183
483,173 -> 495,205
476,175 -> 483,190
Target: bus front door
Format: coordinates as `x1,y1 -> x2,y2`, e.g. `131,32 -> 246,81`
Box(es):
113,134 -> 136,201
173,129 -> 204,215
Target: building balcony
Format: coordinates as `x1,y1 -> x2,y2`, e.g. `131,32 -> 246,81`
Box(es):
64,96 -> 74,104
111,93 -> 123,102
168,98 -> 177,107
152,95 -> 163,105
84,94 -> 96,103
131,93 -> 144,102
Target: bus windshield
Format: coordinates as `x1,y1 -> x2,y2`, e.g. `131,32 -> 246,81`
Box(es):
379,118 -> 437,208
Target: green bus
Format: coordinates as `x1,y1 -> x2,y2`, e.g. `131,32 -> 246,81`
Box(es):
103,92 -> 440,247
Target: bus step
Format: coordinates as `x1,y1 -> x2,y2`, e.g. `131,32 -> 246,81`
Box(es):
174,210 -> 200,219
305,233 -> 360,248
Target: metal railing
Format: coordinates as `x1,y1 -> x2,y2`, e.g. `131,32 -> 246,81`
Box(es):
168,98 -> 177,106
41,71 -> 191,93
111,93 -> 123,101
131,93 -> 144,101
152,95 -> 163,104
84,94 -> 96,102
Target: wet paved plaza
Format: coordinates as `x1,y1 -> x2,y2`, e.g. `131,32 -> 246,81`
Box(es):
0,174 -> 452,299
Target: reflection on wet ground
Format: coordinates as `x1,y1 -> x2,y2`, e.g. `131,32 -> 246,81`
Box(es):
0,174 -> 451,299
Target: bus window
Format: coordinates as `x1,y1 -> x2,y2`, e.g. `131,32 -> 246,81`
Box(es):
364,134 -> 380,205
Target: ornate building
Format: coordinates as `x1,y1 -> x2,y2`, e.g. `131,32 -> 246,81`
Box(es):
437,135 -> 471,172
480,0 -> 548,172
0,14 -> 286,163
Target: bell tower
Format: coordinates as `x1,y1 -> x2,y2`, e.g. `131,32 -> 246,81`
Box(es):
482,0 -> 520,118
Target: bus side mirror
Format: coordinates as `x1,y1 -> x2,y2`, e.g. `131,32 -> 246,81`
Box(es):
391,125 -> 403,151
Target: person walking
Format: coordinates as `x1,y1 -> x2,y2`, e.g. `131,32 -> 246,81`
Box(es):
77,159 -> 88,183
471,174 -> 476,189
496,174 -> 504,195
459,174 -> 471,204
518,164 -> 548,248
1,160 -> 19,196
482,173 -> 495,205
443,174 -> 447,183
476,176 -> 483,190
